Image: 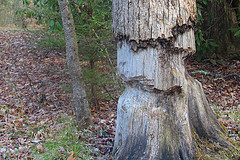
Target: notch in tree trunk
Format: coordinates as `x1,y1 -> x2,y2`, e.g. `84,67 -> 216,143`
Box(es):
112,0 -> 232,159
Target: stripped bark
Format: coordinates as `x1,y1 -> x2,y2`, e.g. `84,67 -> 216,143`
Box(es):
58,0 -> 91,129
112,0 -> 230,159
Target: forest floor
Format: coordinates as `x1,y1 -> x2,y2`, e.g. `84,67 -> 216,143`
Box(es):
0,30 -> 239,159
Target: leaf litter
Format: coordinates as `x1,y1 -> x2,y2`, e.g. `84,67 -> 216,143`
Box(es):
0,30 -> 239,159
0,30 -> 75,159
186,58 -> 240,141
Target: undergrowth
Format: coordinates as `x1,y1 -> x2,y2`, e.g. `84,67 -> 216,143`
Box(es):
29,30 -> 66,51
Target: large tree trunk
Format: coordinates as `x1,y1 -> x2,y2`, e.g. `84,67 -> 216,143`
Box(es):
58,0 -> 91,129
112,0 -> 229,159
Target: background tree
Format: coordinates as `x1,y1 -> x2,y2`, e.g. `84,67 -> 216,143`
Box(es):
58,0 -> 91,129
196,0 -> 240,60
19,0 -> 118,107
112,0 -> 231,159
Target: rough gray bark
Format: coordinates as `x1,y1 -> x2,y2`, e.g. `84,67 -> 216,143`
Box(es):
112,0 -> 229,159
58,0 -> 91,129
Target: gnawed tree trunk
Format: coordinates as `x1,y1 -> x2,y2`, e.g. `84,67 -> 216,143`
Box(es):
112,0 -> 230,159
58,0 -> 91,129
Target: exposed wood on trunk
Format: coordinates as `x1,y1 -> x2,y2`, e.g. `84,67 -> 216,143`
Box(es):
58,0 -> 91,129
112,0 -> 230,159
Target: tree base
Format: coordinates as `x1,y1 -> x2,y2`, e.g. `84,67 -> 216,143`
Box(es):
113,42 -> 231,160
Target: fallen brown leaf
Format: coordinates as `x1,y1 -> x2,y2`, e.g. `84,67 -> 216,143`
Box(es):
67,151 -> 79,160
36,144 -> 44,153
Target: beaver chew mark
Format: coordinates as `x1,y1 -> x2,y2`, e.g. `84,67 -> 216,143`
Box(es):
117,22 -> 194,52
129,38 -> 173,52
171,24 -> 193,38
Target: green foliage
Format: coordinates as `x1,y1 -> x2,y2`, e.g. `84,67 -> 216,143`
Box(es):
233,6 -> 240,38
36,30 -> 65,51
196,0 -> 240,60
21,0 -> 119,105
18,0 -> 62,32
71,0 -> 118,104
195,0 -> 219,61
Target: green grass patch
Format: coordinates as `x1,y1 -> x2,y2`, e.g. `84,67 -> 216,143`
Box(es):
31,114 -> 94,160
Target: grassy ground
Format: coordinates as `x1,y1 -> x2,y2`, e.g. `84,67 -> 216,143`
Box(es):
31,114 -> 94,160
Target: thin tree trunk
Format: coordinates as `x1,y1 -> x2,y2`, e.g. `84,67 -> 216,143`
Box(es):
58,0 -> 91,129
112,0 -> 230,159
